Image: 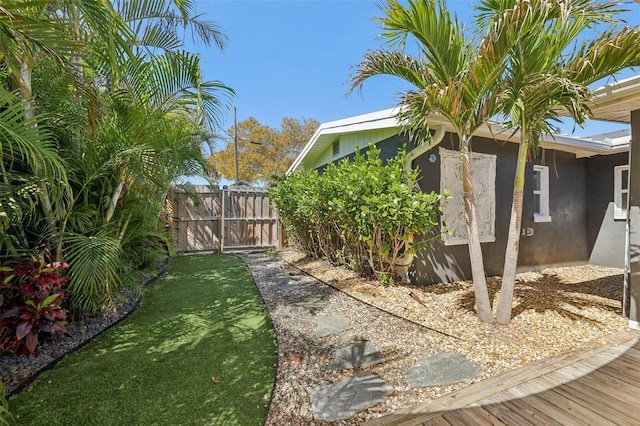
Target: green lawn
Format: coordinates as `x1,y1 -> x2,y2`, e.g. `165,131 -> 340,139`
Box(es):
8,254 -> 276,425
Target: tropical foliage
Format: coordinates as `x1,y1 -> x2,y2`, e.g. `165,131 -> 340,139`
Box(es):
0,260 -> 69,356
0,1 -> 232,316
0,382 -> 8,425
350,0 -> 512,322
478,0 -> 640,324
351,0 -> 639,323
209,116 -> 319,183
270,145 -> 445,282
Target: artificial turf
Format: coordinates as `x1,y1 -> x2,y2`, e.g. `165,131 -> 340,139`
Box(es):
8,254 -> 277,425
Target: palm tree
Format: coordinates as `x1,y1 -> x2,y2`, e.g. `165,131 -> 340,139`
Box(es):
0,97 -> 66,256
0,0 -> 131,257
477,0 -> 640,324
55,2 -> 232,313
0,0 -> 232,313
349,0 -> 515,323
0,2 -> 79,249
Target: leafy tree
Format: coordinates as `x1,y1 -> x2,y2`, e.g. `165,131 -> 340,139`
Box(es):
349,0 -> 513,323
50,0 -> 232,314
476,0 -> 640,324
209,116 -> 319,183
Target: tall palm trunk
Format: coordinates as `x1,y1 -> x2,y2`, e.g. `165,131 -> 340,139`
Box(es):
461,137 -> 494,323
496,132 -> 529,324
19,54 -> 60,256
106,179 -> 125,223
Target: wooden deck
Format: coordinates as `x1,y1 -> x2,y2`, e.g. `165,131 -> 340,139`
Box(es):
366,329 -> 640,426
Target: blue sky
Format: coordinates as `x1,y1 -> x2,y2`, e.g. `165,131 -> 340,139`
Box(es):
191,0 -> 640,144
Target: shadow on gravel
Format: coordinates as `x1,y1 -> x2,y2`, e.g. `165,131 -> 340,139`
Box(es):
456,272 -> 623,323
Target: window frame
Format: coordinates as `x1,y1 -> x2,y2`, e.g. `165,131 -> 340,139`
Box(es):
614,165 -> 629,220
533,165 -> 551,223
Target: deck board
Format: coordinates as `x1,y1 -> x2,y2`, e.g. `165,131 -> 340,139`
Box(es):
364,329 -> 640,426
441,406 -> 507,426
491,397 -> 562,426
536,373 -> 638,425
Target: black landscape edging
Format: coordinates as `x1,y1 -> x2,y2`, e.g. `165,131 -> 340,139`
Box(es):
7,262 -> 169,398
235,253 -> 281,426
283,256 -> 464,342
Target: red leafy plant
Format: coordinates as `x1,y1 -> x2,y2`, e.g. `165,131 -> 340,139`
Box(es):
1,259 -> 70,356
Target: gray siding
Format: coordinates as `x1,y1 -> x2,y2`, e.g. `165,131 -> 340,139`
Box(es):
411,132 -> 591,284
587,152 -> 629,268
312,130 -> 625,285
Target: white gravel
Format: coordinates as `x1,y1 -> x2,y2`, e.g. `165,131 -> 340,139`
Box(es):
257,247 -> 629,424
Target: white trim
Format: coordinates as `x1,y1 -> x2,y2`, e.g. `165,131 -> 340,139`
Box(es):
533,165 -> 551,222
287,108 -> 402,174
590,74 -> 640,124
614,165 -> 630,220
287,106 -> 635,175
444,235 -> 496,246
534,215 -> 552,223
629,319 -> 640,331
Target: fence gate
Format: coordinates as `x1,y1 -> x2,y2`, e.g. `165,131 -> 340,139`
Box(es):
166,184 -> 279,253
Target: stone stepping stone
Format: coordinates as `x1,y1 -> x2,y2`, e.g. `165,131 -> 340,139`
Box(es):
277,283 -> 313,292
317,314 -> 352,337
307,372 -> 394,421
330,341 -> 383,370
289,293 -> 328,312
405,352 -> 480,388
261,268 -> 282,277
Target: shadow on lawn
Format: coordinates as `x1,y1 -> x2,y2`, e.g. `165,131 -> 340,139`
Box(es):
8,254 -> 276,426
455,272 -> 624,323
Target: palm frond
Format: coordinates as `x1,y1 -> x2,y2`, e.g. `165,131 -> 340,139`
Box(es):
0,99 -> 67,183
116,0 -> 227,51
64,230 -> 125,314
378,0 -> 470,82
123,50 -> 233,129
348,50 -> 429,96
568,26 -> 640,85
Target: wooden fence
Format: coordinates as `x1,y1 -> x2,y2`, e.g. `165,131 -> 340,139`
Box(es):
165,184 -> 279,253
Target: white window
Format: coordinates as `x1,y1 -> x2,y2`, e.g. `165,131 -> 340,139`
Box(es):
440,148 -> 496,246
614,165 -> 629,220
533,165 -> 551,222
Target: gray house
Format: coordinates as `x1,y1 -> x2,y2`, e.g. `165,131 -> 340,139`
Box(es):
288,74 -> 640,329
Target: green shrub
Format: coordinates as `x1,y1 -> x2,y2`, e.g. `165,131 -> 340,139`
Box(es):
270,145 -> 444,282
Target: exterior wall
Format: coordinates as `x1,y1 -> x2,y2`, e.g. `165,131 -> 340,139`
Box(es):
309,128 -> 401,171
318,133 -> 414,173
340,128 -> 400,157
308,127 -> 623,285
628,109 -> 640,327
586,152 -> 629,268
411,132 -> 590,285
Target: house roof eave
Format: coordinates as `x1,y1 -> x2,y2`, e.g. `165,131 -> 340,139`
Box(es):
287,108 -> 402,174
589,75 -> 640,124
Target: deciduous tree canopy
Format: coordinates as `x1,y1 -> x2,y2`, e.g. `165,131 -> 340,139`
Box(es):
208,116 -> 319,183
